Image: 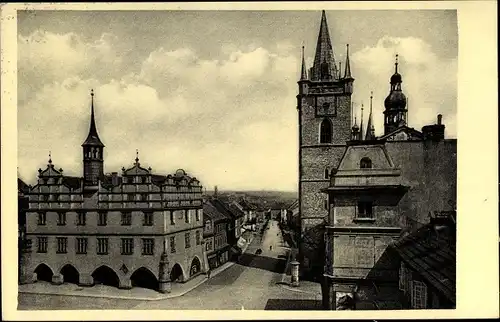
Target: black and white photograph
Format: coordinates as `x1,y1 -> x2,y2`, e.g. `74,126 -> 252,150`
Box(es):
1,1 -> 498,319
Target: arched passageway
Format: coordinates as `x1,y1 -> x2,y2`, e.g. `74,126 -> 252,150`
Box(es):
170,264 -> 184,282
130,267 -> 158,290
190,257 -> 202,277
60,264 -> 79,284
34,264 -> 53,282
91,265 -> 120,288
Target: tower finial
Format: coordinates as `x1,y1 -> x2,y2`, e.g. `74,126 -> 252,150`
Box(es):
395,54 -> 399,73
300,45 -> 308,80
48,151 -> 52,164
365,91 -> 376,140
360,104 -> 364,141
135,149 -> 139,163
344,44 -> 352,79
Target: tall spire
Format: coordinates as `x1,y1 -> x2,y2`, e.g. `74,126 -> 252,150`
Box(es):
311,10 -> 337,81
344,44 -> 352,79
82,89 -> 104,147
300,45 -> 308,80
365,91 -> 376,140
360,104 -> 364,141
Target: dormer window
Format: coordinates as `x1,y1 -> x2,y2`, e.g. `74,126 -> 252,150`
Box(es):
360,157 -> 372,169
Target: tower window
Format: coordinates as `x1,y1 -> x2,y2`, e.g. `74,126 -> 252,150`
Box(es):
37,212 -> 46,225
320,119 -> 332,143
360,157 -> 372,169
56,237 -> 68,254
37,237 -> 48,253
121,212 -> 132,226
324,168 -> 329,179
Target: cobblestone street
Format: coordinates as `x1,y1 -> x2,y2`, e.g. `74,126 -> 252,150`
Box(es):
18,220 -> 322,310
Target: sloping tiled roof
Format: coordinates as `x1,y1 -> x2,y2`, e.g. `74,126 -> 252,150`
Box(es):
203,201 -> 229,222
207,198 -> 236,220
228,202 -> 246,219
391,217 -> 456,304
62,176 -> 83,190
238,198 -> 256,210
18,178 -> 30,193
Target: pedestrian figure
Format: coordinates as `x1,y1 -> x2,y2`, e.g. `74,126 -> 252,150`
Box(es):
207,270 -> 211,279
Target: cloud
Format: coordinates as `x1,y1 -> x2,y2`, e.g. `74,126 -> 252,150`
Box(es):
351,36 -> 457,138
17,35 -> 300,191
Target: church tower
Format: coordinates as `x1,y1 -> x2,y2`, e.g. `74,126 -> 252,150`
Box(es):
297,10 -> 354,277
82,89 -> 105,188
383,55 -> 407,134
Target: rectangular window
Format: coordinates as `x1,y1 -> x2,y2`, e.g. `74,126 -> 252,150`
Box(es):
121,238 -> 134,255
97,238 -> 109,255
121,212 -> 132,226
77,212 -> 86,226
143,212 -> 153,226
170,236 -> 176,253
98,212 -> 107,226
399,262 -> 406,292
357,201 -> 373,218
141,193 -> 148,201
128,193 -> 135,202
57,212 -> 66,225
185,232 -> 191,248
411,280 -> 428,309
37,212 -> 46,225
76,238 -> 88,254
37,237 -> 48,253
196,209 -> 201,221
170,211 -> 175,225
185,210 -> 189,224
142,238 -> 154,255
195,230 -> 201,245
56,237 -> 67,254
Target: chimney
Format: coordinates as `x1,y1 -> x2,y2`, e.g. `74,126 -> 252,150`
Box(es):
111,172 -> 118,186
437,114 -> 442,125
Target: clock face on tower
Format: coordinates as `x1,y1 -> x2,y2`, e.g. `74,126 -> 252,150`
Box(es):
316,96 -> 338,117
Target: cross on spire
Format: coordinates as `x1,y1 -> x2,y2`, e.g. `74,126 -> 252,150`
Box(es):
48,151 -> 52,164
135,149 -> 139,163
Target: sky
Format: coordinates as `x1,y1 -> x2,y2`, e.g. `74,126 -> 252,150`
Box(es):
17,9 -> 458,191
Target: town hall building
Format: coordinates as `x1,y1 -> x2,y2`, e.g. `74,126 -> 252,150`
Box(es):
19,90 -> 207,293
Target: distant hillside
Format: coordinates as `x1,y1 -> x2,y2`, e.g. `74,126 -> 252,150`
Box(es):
204,190 -> 297,210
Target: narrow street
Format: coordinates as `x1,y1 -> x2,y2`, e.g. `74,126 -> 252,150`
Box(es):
18,220 -> 321,310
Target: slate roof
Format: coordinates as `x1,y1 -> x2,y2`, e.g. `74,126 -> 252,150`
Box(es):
390,214 -> 456,304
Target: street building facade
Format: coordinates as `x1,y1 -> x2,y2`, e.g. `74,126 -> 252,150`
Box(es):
19,91 -> 207,293
203,200 -> 231,270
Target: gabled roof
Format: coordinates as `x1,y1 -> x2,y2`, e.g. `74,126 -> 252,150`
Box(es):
287,199 -> 299,210
391,217 -> 456,304
238,198 -> 257,210
203,201 -> 229,222
208,198 -> 241,220
18,178 -> 30,193
228,202 -> 246,219
62,176 -> 83,190
378,126 -> 423,141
